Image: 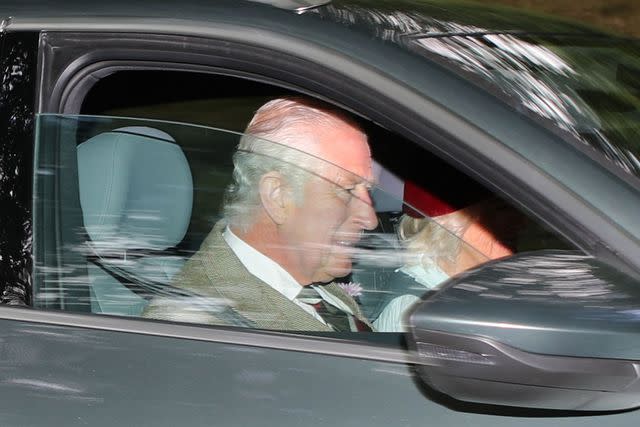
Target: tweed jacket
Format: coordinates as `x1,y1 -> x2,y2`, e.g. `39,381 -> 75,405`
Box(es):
143,221 -> 372,331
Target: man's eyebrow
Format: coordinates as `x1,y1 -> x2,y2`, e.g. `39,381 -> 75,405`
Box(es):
337,175 -> 375,190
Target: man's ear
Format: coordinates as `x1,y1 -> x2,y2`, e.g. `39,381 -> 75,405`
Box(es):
259,171 -> 291,225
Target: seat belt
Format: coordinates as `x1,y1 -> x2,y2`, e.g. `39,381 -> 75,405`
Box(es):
88,256 -> 257,328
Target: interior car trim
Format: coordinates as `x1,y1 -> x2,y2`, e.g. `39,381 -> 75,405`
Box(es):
57,62 -> 315,118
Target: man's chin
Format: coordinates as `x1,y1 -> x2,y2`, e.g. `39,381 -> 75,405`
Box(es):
325,261 -> 353,282
310,270 -> 352,285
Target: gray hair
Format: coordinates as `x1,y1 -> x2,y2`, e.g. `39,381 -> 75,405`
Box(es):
398,213 -> 470,269
223,97 -> 363,231
398,199 -> 506,270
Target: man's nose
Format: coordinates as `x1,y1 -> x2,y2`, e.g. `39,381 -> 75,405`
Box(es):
351,187 -> 378,230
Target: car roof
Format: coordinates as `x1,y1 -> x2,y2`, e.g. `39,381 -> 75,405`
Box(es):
2,0 -> 607,38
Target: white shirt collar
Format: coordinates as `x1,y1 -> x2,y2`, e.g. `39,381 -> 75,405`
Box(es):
222,226 -> 303,301
222,226 -> 353,320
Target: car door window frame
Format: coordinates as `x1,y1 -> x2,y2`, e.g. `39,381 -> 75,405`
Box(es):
24,28 -> 640,355
37,31 -> 639,272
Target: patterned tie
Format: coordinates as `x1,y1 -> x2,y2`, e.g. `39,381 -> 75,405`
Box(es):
297,286 -> 371,332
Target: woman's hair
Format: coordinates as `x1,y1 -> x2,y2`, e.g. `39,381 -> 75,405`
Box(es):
398,197 -> 513,270
398,212 -> 471,268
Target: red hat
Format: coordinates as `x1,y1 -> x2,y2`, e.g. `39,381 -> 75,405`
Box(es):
403,174 -> 490,218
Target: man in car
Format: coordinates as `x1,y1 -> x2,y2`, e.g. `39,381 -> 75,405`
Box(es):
144,97 -> 377,331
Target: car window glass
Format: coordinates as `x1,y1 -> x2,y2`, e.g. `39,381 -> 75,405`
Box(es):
33,113 -> 578,333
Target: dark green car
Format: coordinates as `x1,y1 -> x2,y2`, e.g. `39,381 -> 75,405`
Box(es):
1,0 -> 640,425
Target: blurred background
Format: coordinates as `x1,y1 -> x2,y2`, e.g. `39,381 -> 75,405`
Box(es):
477,0 -> 639,37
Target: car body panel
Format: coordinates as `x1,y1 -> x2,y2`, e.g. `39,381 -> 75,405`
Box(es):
1,310 -> 639,426
413,251 -> 640,360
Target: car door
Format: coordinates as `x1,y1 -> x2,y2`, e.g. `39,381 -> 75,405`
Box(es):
2,8 -> 640,427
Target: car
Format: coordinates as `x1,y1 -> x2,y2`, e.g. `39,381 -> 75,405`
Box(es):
1,0 -> 639,425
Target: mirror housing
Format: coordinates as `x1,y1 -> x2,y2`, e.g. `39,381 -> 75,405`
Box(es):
408,251 -> 640,411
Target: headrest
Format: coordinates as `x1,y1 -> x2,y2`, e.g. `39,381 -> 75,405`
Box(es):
77,127 -> 193,251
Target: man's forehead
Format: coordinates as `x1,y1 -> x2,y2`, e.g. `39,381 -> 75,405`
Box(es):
296,123 -> 374,181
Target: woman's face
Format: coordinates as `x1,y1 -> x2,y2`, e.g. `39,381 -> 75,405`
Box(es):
433,199 -> 517,275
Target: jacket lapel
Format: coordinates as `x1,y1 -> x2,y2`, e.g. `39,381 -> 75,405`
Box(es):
196,223 -> 333,331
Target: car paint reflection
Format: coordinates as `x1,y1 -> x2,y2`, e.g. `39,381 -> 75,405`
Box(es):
0,32 -> 37,306
315,3 -> 640,178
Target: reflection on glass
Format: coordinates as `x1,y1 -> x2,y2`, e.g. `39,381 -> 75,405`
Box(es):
317,3 -> 640,178
34,113 -> 567,333
449,250 -> 640,321
412,33 -> 640,178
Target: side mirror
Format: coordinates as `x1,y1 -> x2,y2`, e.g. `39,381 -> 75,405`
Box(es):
408,250 -> 640,411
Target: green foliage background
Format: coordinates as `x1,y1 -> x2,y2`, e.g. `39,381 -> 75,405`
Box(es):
478,0 -> 639,37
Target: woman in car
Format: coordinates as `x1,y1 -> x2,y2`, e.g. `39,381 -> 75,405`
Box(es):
374,180 -> 518,332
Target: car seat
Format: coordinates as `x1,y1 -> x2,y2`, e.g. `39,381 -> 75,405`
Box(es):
77,126 -> 193,316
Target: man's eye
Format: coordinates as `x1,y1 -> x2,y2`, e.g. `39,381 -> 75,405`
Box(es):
336,186 -> 356,201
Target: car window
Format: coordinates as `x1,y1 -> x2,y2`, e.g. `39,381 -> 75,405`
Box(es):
33,112 -> 579,334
